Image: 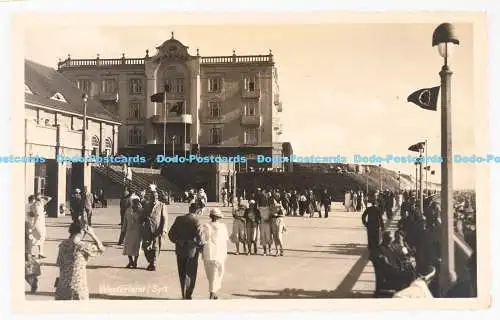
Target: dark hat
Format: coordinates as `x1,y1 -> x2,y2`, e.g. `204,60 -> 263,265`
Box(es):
189,203 -> 198,213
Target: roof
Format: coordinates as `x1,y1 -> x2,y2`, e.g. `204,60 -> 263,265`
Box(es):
25,59 -> 120,123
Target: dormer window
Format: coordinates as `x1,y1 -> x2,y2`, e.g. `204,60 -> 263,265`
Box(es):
50,92 -> 67,103
25,84 -> 33,94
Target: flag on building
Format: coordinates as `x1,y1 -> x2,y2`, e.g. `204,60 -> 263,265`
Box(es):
408,141 -> 426,152
431,170 -> 435,175
150,92 -> 165,103
170,101 -> 184,115
407,86 -> 440,111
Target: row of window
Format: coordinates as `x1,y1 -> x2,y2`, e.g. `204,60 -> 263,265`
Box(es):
208,76 -> 257,93
127,101 -> 258,120
76,76 -> 259,96
77,78 -> 144,95
127,127 -> 258,146
208,101 -> 258,117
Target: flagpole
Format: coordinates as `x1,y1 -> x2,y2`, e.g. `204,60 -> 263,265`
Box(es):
184,100 -> 187,158
425,139 -> 428,195
419,148 -> 424,213
163,92 -> 166,157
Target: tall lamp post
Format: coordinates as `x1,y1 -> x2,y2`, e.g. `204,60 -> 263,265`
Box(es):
398,171 -> 401,192
414,161 -> 418,194
171,135 -> 176,157
81,93 -> 88,186
378,164 -> 382,191
433,22 -> 459,296
418,145 -> 424,213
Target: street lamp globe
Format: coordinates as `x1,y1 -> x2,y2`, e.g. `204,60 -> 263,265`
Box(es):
432,23 -> 460,60
82,93 -> 88,102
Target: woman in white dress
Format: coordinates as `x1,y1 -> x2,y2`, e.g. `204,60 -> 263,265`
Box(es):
201,208 -> 229,300
31,194 -> 51,258
122,195 -> 144,268
258,192 -> 273,255
344,191 -> 352,212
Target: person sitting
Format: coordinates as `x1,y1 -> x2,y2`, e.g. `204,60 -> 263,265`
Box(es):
391,230 -> 417,290
372,231 -> 398,297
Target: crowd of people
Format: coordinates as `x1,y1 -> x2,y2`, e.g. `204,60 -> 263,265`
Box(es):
25,182 -> 476,300
362,189 -> 476,298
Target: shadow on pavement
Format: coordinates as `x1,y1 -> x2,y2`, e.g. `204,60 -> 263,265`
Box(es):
313,243 -> 367,256
232,249 -> 372,299
231,289 -> 373,299
25,291 -> 171,300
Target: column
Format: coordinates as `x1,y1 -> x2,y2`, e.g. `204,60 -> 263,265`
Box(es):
25,162 -> 35,201
56,161 -> 67,217
145,60 -> 158,144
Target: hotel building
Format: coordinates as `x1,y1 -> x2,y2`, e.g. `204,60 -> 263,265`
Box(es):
57,33 -> 286,171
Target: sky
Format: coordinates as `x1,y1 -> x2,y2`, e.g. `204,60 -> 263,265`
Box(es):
23,23 -> 477,188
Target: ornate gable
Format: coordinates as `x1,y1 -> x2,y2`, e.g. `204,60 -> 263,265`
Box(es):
154,32 -> 191,61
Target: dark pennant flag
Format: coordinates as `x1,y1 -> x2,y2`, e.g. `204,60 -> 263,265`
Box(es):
169,101 -> 184,115
431,170 -> 435,175
407,86 -> 440,111
150,92 -> 164,103
408,141 -> 426,152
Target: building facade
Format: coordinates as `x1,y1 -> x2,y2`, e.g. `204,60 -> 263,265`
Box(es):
57,34 -> 284,171
25,59 -> 120,217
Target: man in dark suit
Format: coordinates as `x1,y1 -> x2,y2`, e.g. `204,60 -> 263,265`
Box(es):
168,203 -> 204,299
118,189 -> 131,245
361,197 -> 385,254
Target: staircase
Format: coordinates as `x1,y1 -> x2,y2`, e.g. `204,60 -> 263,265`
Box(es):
92,164 -> 182,199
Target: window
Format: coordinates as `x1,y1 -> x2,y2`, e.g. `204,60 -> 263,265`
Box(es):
77,79 -> 92,93
129,79 -> 143,94
175,78 -> 184,93
209,128 -> 222,145
129,102 -> 143,119
244,128 -> 258,145
164,78 -> 184,93
243,102 -> 257,116
165,79 -> 172,93
91,136 -> 100,155
25,84 -> 33,94
34,163 -> 47,196
244,76 -> 257,92
104,137 -> 113,155
128,127 -> 143,145
208,77 -> 222,92
50,92 -> 67,103
208,102 -> 222,118
101,78 -> 117,93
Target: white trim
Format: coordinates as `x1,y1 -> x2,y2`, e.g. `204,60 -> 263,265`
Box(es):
50,92 -> 67,103
25,101 -> 121,125
25,84 -> 33,94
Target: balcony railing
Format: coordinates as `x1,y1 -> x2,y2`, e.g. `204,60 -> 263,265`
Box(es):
58,57 -> 145,69
201,54 -> 274,65
202,115 -> 226,124
150,114 -> 192,124
97,91 -> 119,102
242,89 -> 260,99
241,115 -> 262,127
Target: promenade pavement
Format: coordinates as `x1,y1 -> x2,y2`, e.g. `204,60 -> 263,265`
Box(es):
25,202 -> 381,300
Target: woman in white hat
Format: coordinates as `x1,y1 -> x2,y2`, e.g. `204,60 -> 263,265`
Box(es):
201,208 -> 229,299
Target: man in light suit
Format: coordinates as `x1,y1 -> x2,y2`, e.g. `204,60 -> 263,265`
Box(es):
168,203 -> 204,299
83,186 -> 94,226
